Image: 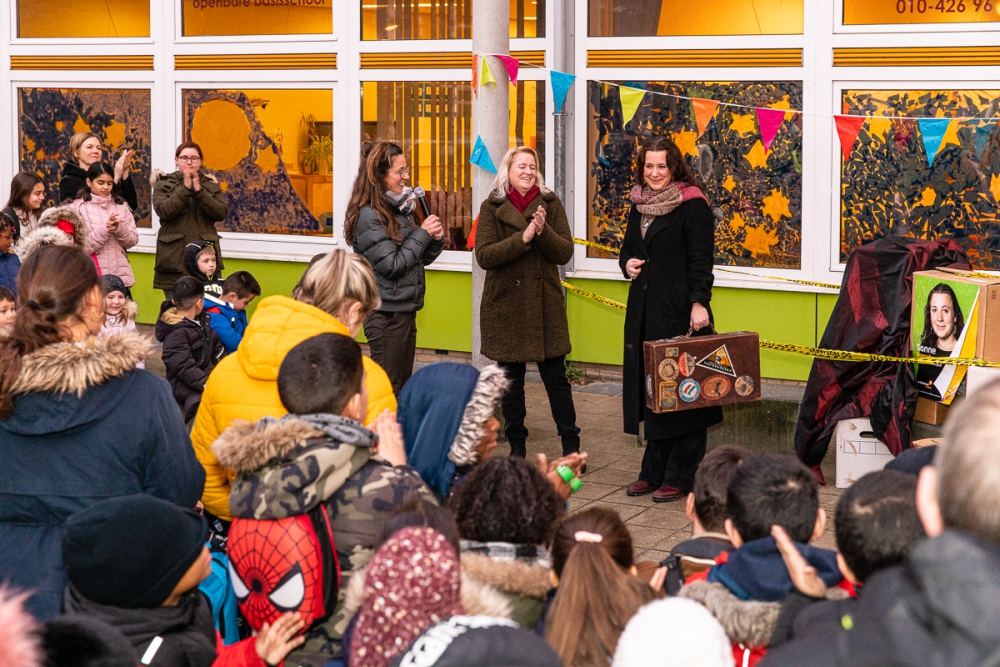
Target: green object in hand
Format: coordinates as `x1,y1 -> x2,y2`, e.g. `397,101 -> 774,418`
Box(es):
555,465 -> 582,494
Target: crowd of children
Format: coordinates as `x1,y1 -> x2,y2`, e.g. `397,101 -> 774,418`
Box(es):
5,167 -> 1000,667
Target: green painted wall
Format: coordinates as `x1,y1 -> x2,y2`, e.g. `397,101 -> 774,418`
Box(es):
131,253 -> 835,381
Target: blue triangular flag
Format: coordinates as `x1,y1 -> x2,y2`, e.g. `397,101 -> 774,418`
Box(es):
470,135 -> 498,174
918,118 -> 952,167
974,119 -> 997,157
550,70 -> 576,114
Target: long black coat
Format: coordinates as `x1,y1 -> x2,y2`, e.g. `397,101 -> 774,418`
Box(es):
620,198 -> 723,440
59,161 -> 138,210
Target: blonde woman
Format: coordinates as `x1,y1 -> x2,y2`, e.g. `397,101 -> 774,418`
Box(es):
474,146 -> 580,458
189,249 -> 396,525
59,131 -> 137,210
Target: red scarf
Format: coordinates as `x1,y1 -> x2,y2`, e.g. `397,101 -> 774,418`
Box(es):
507,185 -> 540,214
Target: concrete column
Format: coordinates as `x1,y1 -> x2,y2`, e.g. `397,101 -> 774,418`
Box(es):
471,0 -> 510,368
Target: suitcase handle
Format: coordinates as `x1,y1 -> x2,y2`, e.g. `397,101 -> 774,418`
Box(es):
684,324 -> 718,337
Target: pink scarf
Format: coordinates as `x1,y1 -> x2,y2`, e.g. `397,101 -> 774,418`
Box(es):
631,182 -> 706,237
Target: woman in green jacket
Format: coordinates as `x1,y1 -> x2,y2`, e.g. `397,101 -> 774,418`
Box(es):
152,142 -> 228,299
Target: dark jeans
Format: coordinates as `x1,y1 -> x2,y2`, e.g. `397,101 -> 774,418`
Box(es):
364,310 -> 418,395
499,356 -> 581,457
639,429 -> 708,492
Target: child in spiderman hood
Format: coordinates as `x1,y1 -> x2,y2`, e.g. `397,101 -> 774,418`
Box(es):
211,333 -> 435,665
59,494 -> 305,667
184,240 -> 224,298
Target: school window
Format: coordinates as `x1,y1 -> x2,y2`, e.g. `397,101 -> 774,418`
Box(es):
844,0 -> 1000,25
588,0 -> 803,35
181,0 -> 333,37
361,80 -> 546,251
18,0 -> 150,38
181,88 -> 333,236
361,0 -> 545,40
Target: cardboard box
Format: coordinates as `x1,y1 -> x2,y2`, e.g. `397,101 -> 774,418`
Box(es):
911,269 -> 1000,404
966,366 -> 1000,399
836,418 -> 894,488
644,331 -> 761,413
913,438 -> 943,448
914,396 -> 950,425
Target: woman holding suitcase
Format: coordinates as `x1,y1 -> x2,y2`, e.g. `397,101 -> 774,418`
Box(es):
620,137 -> 722,502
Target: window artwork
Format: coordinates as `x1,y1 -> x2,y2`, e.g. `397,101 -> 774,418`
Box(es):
18,88 -> 153,228
18,0 -> 150,37
844,0 -> 1000,25
362,0 -> 544,39
362,80 -> 545,251
182,89 -> 333,235
588,0 -> 802,36
588,81 -> 803,269
182,0 -> 332,37
840,89 -> 1000,270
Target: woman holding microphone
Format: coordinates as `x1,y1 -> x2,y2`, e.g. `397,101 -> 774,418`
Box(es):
476,146 -> 581,459
621,137 -> 722,503
344,141 -> 445,393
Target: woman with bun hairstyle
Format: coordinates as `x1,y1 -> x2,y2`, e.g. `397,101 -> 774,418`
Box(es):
621,136 -> 722,503
0,245 -> 203,621
152,142 -> 228,299
59,131 -> 137,210
344,141 -> 445,394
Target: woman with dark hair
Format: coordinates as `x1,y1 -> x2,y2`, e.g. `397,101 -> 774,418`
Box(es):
152,142 -> 228,300
545,507 -> 660,667
621,136 -> 722,503
450,456 -> 566,629
2,172 -> 45,240
344,141 -> 445,393
59,131 -> 137,210
0,245 -> 203,621
70,162 -> 138,288
916,282 -> 966,400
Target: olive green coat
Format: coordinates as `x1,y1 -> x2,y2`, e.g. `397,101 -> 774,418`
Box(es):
152,169 -> 228,290
475,190 -> 574,363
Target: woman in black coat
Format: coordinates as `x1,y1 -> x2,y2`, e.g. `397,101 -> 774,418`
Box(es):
59,131 -> 137,209
620,137 -> 722,503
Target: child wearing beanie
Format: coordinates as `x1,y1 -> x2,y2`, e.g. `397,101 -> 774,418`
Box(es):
98,274 -> 144,369
60,495 -> 305,667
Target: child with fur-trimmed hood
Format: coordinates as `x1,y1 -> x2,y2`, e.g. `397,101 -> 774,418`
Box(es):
14,205 -> 91,262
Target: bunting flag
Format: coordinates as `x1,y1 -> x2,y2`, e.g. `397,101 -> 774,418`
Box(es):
470,136 -> 498,174
550,70 -> 576,113
974,119 -> 997,156
834,115 -> 867,161
918,118 -> 953,167
619,87 -> 646,127
691,98 -> 720,137
755,107 -> 786,152
480,57 -> 497,88
472,54 -> 480,97
497,55 -> 520,86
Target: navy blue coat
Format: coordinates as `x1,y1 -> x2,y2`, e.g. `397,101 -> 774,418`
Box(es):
0,251 -> 19,298
0,332 -> 205,620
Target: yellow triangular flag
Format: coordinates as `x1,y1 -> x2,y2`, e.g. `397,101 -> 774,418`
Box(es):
480,57 -> 497,88
691,98 -> 721,138
619,87 -> 645,127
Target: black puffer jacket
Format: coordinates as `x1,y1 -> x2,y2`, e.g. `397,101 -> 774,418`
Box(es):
154,300 -> 225,422
59,161 -> 138,210
183,240 -> 223,297
352,204 -> 444,312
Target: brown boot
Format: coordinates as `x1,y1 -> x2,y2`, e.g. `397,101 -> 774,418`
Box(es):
626,480 -> 656,496
652,485 -> 685,503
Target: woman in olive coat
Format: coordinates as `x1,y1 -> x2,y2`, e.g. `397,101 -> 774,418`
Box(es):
475,146 -> 581,458
620,137 -> 722,503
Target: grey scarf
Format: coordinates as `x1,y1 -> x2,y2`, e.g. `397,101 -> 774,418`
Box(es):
257,412 -> 377,449
384,187 -> 416,215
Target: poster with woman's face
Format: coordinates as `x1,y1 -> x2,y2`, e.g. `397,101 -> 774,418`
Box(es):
912,276 -> 980,403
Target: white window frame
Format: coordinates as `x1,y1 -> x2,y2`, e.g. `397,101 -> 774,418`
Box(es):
834,0 -> 1000,34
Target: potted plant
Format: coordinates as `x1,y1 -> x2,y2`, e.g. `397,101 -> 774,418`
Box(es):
304,134 -> 333,175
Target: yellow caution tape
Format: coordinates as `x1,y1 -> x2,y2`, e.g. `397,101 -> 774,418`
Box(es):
573,237 -> 621,254
562,280 -> 1000,368
941,269 -> 1000,281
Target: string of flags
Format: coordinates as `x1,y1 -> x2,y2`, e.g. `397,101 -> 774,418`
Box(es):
469,51 -> 1000,174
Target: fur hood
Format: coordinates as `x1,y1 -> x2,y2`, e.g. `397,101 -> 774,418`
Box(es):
15,205 -> 89,260
343,562 -> 514,621
213,416 -> 326,474
11,330 -> 151,396
150,168 -> 219,186
448,364 -> 509,466
461,552 -> 552,601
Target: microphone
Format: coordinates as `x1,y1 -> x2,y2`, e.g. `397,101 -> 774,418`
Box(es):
411,186 -> 432,218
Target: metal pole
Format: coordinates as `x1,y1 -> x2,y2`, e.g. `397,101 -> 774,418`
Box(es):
471,0 -> 509,369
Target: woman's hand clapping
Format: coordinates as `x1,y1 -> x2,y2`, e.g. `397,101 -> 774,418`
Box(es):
522,206 -> 546,245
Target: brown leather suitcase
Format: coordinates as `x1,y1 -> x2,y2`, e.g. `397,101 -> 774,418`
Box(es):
644,330 -> 762,413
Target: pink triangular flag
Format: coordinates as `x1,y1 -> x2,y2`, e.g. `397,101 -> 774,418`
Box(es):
497,55 -> 520,86
472,54 -> 480,97
834,115 -> 866,162
755,107 -> 786,152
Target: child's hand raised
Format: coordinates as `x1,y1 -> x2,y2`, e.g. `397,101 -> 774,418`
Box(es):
772,525 -> 827,598
371,409 -> 407,467
255,612 -> 305,666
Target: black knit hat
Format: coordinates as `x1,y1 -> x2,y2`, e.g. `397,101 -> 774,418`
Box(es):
388,617 -> 562,667
62,495 -> 208,608
100,274 -> 127,297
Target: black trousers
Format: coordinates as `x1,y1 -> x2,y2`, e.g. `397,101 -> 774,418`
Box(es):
499,356 -> 581,457
638,429 -> 708,492
364,310 -> 418,395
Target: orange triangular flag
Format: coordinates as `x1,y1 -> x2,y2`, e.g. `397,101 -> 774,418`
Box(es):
834,115 -> 866,162
691,98 -> 720,137
472,54 -> 480,97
